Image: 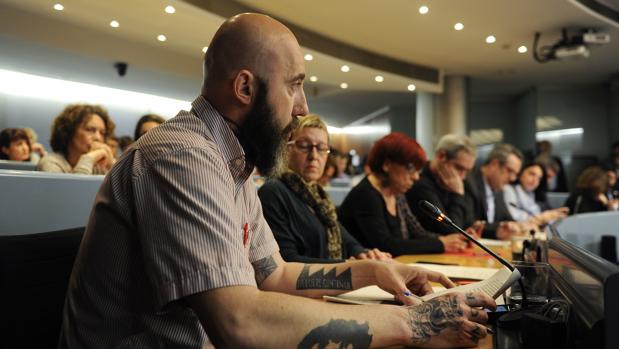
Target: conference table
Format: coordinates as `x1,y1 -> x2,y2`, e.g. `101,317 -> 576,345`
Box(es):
394,243 -> 512,349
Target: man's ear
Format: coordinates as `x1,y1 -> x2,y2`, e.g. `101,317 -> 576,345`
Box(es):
232,69 -> 255,106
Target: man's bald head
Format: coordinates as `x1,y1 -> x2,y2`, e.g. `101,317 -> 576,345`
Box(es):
203,13 -> 296,88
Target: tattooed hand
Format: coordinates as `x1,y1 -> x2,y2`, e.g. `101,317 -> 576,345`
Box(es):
406,292 -> 495,348
374,263 -> 456,306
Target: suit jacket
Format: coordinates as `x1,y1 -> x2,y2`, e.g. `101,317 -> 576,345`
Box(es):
464,168 -> 514,239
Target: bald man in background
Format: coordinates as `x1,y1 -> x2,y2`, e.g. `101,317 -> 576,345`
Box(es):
59,13 -> 494,348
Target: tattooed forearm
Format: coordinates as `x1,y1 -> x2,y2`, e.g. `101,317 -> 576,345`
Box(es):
407,296 -> 464,344
298,319 -> 372,349
296,265 -> 352,290
252,255 -> 278,285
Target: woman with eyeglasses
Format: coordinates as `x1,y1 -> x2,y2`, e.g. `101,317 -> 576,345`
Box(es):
258,114 -> 391,263
37,104 -> 116,174
338,133 -> 468,256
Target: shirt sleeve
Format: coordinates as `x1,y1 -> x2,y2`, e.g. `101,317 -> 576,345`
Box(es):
502,185 -> 529,222
133,147 -> 259,308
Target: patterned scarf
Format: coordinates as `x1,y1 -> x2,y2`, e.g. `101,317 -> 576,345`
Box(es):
396,194 -> 437,240
279,171 -> 343,260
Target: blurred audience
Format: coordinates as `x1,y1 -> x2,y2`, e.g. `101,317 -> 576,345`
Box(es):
503,162 -> 568,226
565,166 -> 619,214
407,134 -> 482,235
317,154 -> 338,187
259,114 -> 391,263
134,114 -> 165,141
37,104 -> 116,175
23,127 -> 47,163
535,140 -> 568,192
0,127 -> 31,162
106,135 -> 120,160
118,135 -> 134,153
465,143 -> 523,240
339,132 -> 468,256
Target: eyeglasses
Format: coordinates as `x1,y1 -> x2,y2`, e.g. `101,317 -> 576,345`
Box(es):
287,140 -> 330,155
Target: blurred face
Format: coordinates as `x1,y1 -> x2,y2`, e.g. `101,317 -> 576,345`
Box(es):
70,114 -> 106,155
139,121 -> 161,138
520,165 -> 543,193
444,150 -> 475,180
287,127 -> 330,183
486,154 -> 522,191
2,139 -> 30,161
607,170 -> 617,187
385,161 -> 421,195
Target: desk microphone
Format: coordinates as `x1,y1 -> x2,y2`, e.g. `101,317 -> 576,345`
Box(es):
419,200 -> 514,271
418,200 -> 528,307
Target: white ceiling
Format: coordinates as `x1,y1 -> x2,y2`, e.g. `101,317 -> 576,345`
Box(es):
1,0 -> 618,96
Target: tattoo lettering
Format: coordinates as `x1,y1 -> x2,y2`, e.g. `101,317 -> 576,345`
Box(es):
298,319 -> 372,349
296,265 -> 352,290
252,255 -> 278,285
465,292 -> 476,302
407,296 -> 464,344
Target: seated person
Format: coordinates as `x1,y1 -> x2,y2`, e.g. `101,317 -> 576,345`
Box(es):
23,127 -> 47,163
134,113 -> 165,141
37,104 -> 116,174
259,114 -> 391,263
407,134 -> 481,235
465,143 -> 523,240
339,133 -> 468,257
565,166 -> 619,214
503,162 -> 568,226
0,128 -> 31,162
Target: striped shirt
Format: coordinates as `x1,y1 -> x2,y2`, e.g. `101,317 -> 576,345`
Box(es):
59,96 -> 279,348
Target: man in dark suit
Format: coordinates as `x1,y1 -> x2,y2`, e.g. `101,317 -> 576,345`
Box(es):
465,143 -> 523,240
407,134 -> 478,235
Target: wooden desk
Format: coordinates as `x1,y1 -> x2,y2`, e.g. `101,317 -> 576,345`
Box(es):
395,245 -> 512,349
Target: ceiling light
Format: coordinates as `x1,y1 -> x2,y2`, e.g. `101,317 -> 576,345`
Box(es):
202,46 -> 208,53
164,5 -> 176,14
157,35 -> 167,42
407,84 -> 416,91
340,65 -> 350,72
419,6 -> 429,14
53,3 -> 64,11
454,23 -> 464,31
340,83 -> 348,89
518,45 -> 528,53
110,20 -> 119,28
374,75 -> 384,83
486,35 -> 496,44
309,76 -> 318,82
304,54 -> 313,61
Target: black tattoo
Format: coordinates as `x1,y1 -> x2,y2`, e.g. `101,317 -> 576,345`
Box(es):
465,292 -> 476,302
471,308 -> 479,318
298,319 -> 372,349
252,255 -> 278,285
296,265 -> 352,290
407,296 -> 464,344
470,324 -> 481,343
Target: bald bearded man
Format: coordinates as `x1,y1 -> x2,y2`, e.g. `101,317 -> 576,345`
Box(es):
59,13 -> 494,349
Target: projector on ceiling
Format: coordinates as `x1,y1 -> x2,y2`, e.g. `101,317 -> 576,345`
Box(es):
533,28 -> 610,63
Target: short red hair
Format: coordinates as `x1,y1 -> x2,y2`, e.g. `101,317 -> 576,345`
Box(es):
367,132 -> 427,175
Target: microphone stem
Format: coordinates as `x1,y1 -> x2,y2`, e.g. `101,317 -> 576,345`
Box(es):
446,219 -> 515,272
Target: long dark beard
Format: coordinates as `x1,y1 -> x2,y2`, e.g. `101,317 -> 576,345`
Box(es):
239,78 -> 298,177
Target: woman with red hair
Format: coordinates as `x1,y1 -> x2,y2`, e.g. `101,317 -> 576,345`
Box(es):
339,133 -> 467,256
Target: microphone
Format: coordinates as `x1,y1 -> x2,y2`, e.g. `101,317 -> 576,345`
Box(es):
508,202 -> 535,218
419,200 -> 528,307
419,200 -> 514,271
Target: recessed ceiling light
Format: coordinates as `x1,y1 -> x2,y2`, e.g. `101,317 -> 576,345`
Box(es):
419,5 -> 429,14
486,35 -> 496,44
53,3 -> 64,11
309,76 -> 318,82
340,82 -> 348,89
340,65 -> 350,73
157,34 -> 167,42
518,45 -> 528,53
165,5 -> 176,14
202,46 -> 208,53
407,84 -> 416,91
110,20 -> 119,28
375,75 -> 384,83
454,23 -> 464,31
304,54 -> 313,61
